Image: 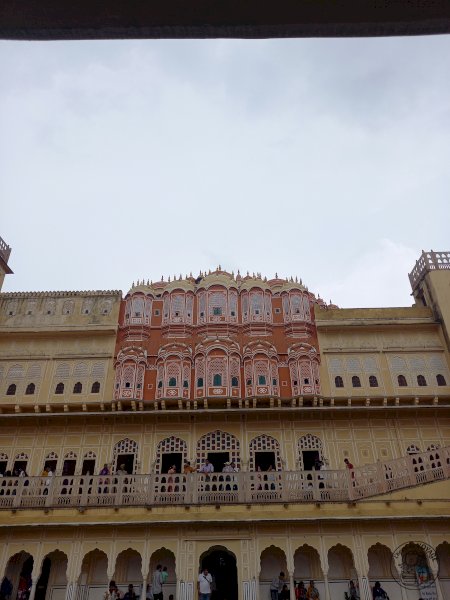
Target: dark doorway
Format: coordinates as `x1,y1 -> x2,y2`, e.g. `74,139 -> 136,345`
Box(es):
62,459 -> 76,476
44,460 -> 57,473
302,450 -> 319,471
0,460 -> 8,475
12,460 -> 28,475
201,549 -> 238,600
207,452 -> 230,473
35,558 -> 51,600
116,453 -> 135,474
161,453 -> 183,474
82,459 -> 96,475
255,451 -> 276,471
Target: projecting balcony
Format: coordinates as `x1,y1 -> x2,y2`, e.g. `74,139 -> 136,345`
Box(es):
0,447 -> 448,511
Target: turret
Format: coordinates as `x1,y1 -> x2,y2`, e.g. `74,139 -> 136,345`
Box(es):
0,236 -> 13,291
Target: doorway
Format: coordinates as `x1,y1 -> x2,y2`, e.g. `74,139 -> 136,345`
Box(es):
207,452 -> 230,473
35,558 -> 51,600
82,459 -> 96,475
255,452 -> 276,471
62,459 -> 76,476
0,460 -> 7,475
12,460 -> 28,475
161,452 -> 183,473
302,451 -> 319,471
115,454 -> 135,474
43,460 -> 57,473
200,548 -> 238,600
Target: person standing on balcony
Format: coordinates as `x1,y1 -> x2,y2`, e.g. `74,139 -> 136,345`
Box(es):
270,572 -> 285,600
183,461 -> 196,474
344,458 -> 355,482
104,581 -> 122,600
198,568 -> 213,600
295,581 -> 307,600
123,585 -> 136,600
199,459 -> 214,473
306,580 -> 319,599
152,565 -> 164,600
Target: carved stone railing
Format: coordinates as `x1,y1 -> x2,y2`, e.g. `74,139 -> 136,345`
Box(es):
409,250 -> 450,288
0,447 -> 448,510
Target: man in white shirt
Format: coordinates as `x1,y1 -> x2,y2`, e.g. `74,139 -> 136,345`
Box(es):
197,568 -> 213,600
152,564 -> 164,600
199,460 -> 214,473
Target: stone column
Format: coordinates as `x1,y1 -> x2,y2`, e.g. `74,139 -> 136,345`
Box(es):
288,572 -> 295,600
322,572 -> 331,600
28,580 -> 38,600
356,573 -> 371,600
65,581 -> 79,600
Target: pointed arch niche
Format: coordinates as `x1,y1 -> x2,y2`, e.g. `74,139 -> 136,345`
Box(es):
328,545 -> 357,600
293,544 -> 323,583
35,550 -> 68,600
149,548 -> 177,600
249,434 -> 282,471
155,436 -> 188,474
113,438 -> 139,474
78,549 -> 108,595
196,430 -> 240,472
3,551 -> 34,600
297,434 -> 323,470
259,546 -> 287,600
114,549 -> 143,593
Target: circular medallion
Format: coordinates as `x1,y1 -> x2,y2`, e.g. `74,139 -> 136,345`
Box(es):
391,541 -> 439,593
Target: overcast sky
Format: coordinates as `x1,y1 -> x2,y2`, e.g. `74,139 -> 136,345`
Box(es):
1,36 -> 449,307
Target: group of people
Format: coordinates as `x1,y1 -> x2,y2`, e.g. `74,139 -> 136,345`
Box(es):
270,572 -> 320,600
103,565 -> 171,600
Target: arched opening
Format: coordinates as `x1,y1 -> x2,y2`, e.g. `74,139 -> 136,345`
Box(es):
196,430 -> 240,473
114,549 -> 143,596
113,438 -> 139,474
35,551 -> 68,600
328,545 -> 357,599
293,545 -> 323,597
200,546 -> 237,600
149,549 -> 176,600
259,546 -> 287,600
436,542 -> 450,599
3,552 -> 33,600
78,549 -> 108,600
368,544 -> 395,599
297,434 -> 323,471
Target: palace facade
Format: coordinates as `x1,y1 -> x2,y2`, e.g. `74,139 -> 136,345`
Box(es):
0,236 -> 449,600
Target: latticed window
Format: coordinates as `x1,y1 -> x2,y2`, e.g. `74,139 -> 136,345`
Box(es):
195,357 -> 205,391
122,365 -> 135,389
198,292 -> 206,322
163,296 -> 170,323
208,291 -> 226,319
369,375 -> 378,387
92,362 -> 105,378
55,382 -> 64,394
208,357 -> 227,387
8,364 -> 24,379
397,374 -> 407,386
250,291 -> 264,319
73,382 -> 82,394
27,364 -> 42,378
352,375 -> 361,388
231,376 -> 239,387
197,377 -> 204,387
417,375 -> 427,386
249,434 -> 282,471
229,291 -> 238,320
166,362 -> 181,387
113,438 -> 139,472
74,362 -> 88,377
55,363 -> 71,378
186,294 -> 194,323
168,377 -> 177,387
298,434 -> 323,469
171,294 -> 185,318
436,374 -> 446,386
242,294 -> 249,322
291,294 -> 302,316
91,381 -> 100,393
196,430 -> 240,469
6,383 -> 16,395
155,436 -> 188,474
335,376 -> 344,388
25,383 -> 35,395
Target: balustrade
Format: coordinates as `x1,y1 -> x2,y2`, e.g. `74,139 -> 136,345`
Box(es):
0,447 -> 448,510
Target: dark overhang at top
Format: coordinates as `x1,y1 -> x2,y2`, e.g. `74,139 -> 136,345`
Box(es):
1,0 -> 450,40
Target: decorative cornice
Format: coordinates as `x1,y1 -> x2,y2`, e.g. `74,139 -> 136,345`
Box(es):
0,290 -> 122,298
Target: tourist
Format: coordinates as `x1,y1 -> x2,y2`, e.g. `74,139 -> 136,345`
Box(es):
197,568 -> 213,600
161,567 -> 168,584
296,581 -> 306,600
344,458 -> 354,473
348,580 -> 359,600
183,461 -> 196,474
270,572 -> 284,600
372,582 -> 388,599
0,576 -> 13,600
199,459 -> 214,474
152,565 -> 164,600
306,580 -> 319,599
123,585 -> 136,600
279,584 -> 290,600
99,464 -> 110,494
104,581 -> 122,600
116,464 -> 128,475
222,462 -> 234,473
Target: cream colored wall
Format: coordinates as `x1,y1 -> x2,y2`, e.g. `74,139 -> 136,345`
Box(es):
0,411 -> 448,475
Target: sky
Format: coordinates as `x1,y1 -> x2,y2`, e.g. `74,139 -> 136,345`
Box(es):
1,36 -> 449,307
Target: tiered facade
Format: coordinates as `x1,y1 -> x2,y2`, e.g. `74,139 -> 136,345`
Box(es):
0,238 -> 449,600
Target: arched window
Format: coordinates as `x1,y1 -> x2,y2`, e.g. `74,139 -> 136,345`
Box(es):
258,375 -> 267,385
213,374 -> 222,386
369,375 -> 378,387
335,376 -> 344,388
397,374 -> 407,386
25,383 -> 35,395
55,382 -> 64,394
183,380 -> 189,388
417,375 -> 427,387
352,376 -> 361,388
231,376 -> 239,387
197,377 -> 204,388
73,382 -> 82,394
91,381 -> 100,393
6,383 -> 16,396
168,377 -> 177,387
436,374 -> 446,386
158,380 -> 163,388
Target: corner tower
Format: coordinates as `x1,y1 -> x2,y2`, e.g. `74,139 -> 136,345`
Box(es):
409,250 -> 450,349
0,236 -> 13,291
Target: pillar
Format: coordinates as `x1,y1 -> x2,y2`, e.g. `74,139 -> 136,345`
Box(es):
322,572 -> 331,600
288,572 -> 295,600
65,581 -> 79,600
356,573 -> 371,600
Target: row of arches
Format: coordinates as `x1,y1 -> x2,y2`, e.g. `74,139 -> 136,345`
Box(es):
115,343 -> 320,401
0,433 -> 324,476
3,541 -> 449,600
4,382 -> 101,396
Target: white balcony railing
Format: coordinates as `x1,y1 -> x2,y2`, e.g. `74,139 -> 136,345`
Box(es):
0,447 -> 448,511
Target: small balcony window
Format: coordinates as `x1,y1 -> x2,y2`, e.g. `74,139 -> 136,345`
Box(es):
397,375 -> 407,387
369,375 -> 378,387
213,374 -> 222,386
183,380 -> 189,388
231,376 -> 239,387
258,375 -> 266,385
6,383 -> 17,396
55,382 -> 64,394
246,379 -> 252,386
197,377 -> 204,388
26,383 -> 36,395
335,376 -> 344,388
272,378 -> 278,386
73,382 -> 82,394
213,307 -> 222,316
417,375 -> 427,387
91,381 -> 100,393
352,376 -> 361,388
168,377 -> 177,387
157,381 -> 163,389
436,374 -> 446,386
